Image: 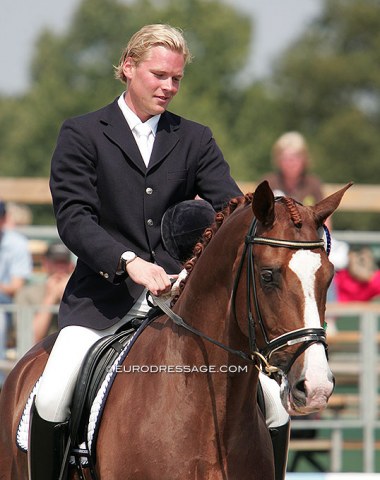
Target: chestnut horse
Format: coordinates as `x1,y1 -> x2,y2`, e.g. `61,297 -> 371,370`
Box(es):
0,181 -> 351,479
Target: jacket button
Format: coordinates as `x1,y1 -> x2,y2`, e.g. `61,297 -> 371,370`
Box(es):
104,273 -> 109,279
146,187 -> 153,195
147,219 -> 154,226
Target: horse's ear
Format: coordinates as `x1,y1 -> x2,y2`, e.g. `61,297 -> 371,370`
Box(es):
252,181 -> 275,227
312,182 -> 353,225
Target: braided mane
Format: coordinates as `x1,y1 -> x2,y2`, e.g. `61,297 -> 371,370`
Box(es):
171,192 -> 303,304
280,196 -> 303,227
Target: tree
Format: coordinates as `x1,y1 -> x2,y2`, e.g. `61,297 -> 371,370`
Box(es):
269,0 -> 380,181
253,0 -> 380,229
207,0 -> 380,203
0,0 -> 251,180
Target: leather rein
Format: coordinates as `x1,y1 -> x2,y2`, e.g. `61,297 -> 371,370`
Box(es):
152,216 -> 329,377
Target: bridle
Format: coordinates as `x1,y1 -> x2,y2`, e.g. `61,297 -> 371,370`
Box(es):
232,215 -> 329,376
152,209 -> 330,377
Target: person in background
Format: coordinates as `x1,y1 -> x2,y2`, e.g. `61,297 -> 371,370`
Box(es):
263,130 -> 342,292
0,200 -> 32,384
0,201 -> 32,303
262,131 -> 324,206
4,202 -> 33,228
15,242 -> 74,343
262,132 -> 340,460
334,245 -> 380,302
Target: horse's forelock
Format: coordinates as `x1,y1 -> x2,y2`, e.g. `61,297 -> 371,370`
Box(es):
280,196 -> 303,228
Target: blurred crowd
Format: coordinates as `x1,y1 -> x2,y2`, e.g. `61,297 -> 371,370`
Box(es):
0,201 -> 73,384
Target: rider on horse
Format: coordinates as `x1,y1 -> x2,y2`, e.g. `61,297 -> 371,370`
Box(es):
27,24 -> 289,480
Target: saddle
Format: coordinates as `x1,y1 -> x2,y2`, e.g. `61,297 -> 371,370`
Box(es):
67,311 -> 161,471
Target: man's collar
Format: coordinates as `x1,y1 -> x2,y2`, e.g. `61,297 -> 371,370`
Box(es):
117,92 -> 160,136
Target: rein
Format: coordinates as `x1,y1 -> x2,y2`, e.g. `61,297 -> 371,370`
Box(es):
152,214 -> 330,377
151,295 -> 257,365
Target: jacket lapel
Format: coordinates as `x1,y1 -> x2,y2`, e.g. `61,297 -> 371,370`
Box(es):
147,112 -> 180,171
100,99 -> 147,174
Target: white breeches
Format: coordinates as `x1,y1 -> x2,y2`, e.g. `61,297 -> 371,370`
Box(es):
36,290 -> 151,422
259,371 -> 290,428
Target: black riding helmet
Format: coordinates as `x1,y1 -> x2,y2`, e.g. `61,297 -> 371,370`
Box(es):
161,199 -> 216,263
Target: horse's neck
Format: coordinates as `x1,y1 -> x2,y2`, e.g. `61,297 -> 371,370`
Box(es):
175,270 -> 232,347
164,299 -> 259,416
173,256 -> 248,363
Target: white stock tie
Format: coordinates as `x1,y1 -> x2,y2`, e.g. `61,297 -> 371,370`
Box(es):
134,123 -> 153,167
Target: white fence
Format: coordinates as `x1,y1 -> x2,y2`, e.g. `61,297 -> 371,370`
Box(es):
290,303 -> 380,473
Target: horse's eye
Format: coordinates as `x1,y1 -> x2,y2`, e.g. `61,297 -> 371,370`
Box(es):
260,270 -> 273,283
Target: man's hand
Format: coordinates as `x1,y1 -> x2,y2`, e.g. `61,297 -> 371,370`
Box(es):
126,257 -> 176,296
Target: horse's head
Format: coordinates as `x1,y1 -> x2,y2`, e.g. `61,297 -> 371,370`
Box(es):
240,180 -> 351,416
174,181 -> 350,416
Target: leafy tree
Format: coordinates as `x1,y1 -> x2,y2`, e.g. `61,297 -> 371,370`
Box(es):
266,0 -> 380,229
268,0 -> 380,181
0,0 -> 251,180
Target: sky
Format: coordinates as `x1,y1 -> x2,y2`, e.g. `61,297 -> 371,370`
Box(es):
0,0 -> 322,95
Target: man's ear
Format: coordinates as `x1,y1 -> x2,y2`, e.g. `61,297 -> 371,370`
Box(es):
122,57 -> 135,81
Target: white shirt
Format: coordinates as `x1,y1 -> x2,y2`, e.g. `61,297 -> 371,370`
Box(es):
117,93 -> 160,166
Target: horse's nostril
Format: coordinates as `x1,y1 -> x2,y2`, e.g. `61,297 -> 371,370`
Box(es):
295,380 -> 307,395
290,378 -> 308,407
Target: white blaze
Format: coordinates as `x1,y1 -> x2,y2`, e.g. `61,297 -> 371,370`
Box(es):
288,250 -> 321,329
288,250 -> 332,406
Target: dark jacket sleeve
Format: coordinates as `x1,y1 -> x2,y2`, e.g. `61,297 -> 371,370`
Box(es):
50,118 -> 128,284
194,126 -> 242,211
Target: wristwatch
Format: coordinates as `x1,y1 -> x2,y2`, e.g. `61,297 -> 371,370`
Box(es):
120,251 -> 137,271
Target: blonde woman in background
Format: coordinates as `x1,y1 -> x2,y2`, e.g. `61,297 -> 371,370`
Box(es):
263,131 -> 324,206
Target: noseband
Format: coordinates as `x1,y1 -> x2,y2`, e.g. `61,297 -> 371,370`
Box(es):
232,216 -> 329,375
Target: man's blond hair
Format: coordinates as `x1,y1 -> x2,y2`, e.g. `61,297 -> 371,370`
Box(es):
114,24 -> 192,84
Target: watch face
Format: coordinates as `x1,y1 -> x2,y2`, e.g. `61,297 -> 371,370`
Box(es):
123,251 -> 136,264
